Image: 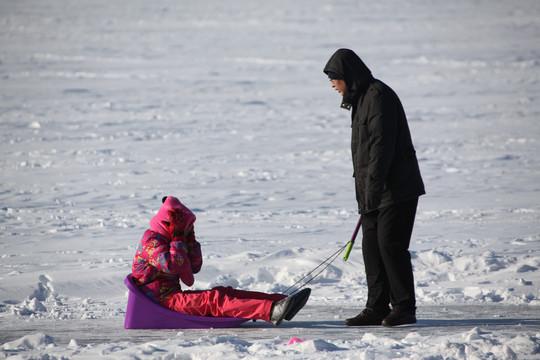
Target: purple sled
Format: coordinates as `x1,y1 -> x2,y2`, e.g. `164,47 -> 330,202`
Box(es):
124,275 -> 249,329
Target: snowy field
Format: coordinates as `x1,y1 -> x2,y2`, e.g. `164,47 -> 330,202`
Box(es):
1,0 -> 540,358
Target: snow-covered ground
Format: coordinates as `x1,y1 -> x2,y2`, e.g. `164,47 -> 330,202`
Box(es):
1,0 -> 539,358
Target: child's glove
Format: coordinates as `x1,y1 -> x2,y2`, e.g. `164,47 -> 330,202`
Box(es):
186,228 -> 196,245
186,230 -> 202,274
163,209 -> 188,239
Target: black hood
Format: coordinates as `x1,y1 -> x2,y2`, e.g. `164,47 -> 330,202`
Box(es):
323,49 -> 374,110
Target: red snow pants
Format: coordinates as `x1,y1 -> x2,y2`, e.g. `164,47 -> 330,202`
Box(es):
161,286 -> 286,322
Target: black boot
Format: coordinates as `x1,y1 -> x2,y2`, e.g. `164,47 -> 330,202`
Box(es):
344,307 -> 390,326
285,288 -> 311,321
381,307 -> 417,327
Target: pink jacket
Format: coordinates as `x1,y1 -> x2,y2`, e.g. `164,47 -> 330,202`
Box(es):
132,196 -> 202,302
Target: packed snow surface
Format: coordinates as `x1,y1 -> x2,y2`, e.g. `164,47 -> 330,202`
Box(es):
1,0 -> 539,359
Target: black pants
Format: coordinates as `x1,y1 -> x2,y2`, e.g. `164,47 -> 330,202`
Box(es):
361,198 -> 418,311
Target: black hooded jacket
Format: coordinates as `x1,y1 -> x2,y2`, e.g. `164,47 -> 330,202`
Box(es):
324,49 -> 425,214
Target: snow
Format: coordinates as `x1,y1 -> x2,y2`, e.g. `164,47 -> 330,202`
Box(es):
1,0 -> 539,358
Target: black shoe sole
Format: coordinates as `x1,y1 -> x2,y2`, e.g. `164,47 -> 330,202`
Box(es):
285,288 -> 311,321
381,317 -> 417,327
345,320 -> 383,326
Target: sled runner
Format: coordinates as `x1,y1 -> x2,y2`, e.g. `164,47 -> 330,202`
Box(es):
124,275 -> 249,329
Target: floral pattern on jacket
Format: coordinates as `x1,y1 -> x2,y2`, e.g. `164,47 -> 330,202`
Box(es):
132,230 -> 202,302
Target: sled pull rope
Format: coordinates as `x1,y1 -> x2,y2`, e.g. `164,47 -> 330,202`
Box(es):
282,244 -> 347,296
283,216 -> 362,296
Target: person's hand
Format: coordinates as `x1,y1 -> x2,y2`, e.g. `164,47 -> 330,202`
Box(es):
163,208 -> 187,238
185,227 -> 202,274
186,224 -> 195,244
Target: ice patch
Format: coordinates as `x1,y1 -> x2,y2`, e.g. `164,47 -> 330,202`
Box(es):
7,275 -> 59,317
30,274 -> 56,301
208,274 -> 240,289
28,121 -> 41,129
462,327 -> 488,341
1,333 -> 55,351
505,335 -> 540,356
414,249 -> 452,266
482,251 -> 507,272
295,339 -> 341,352
517,264 -> 538,273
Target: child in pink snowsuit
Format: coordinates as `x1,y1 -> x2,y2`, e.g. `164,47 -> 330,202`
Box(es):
132,196 -> 310,326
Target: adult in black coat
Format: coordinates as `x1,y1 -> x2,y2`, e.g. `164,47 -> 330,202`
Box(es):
324,49 -> 425,327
